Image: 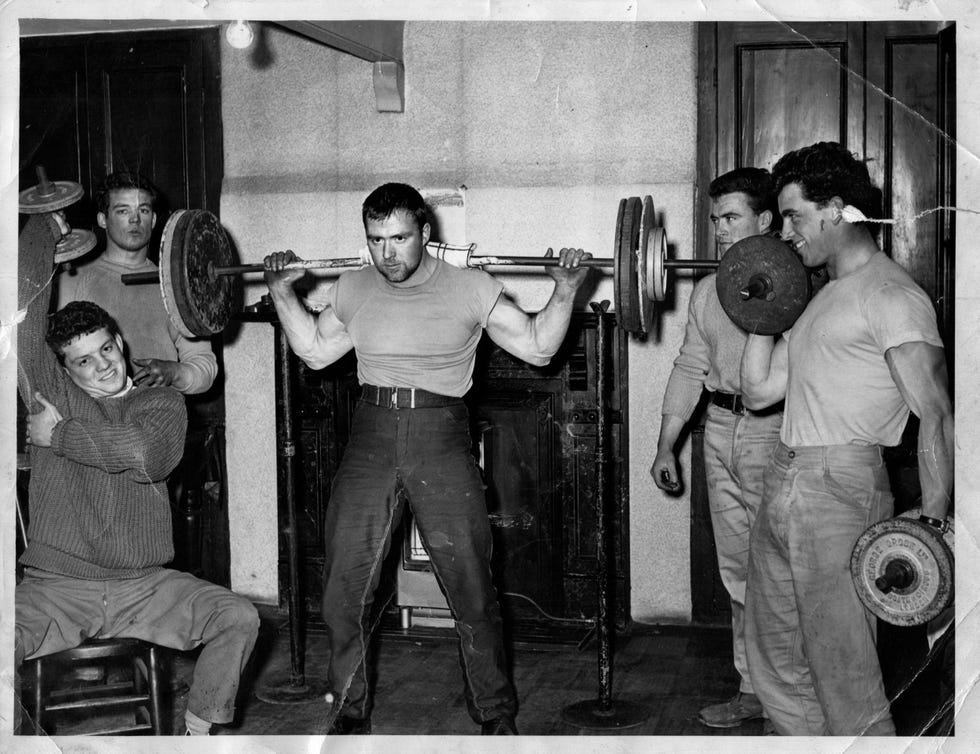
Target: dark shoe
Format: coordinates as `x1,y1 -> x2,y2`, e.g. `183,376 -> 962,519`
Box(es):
762,719 -> 777,735
698,692 -> 765,728
480,716 -> 518,735
328,715 -> 372,735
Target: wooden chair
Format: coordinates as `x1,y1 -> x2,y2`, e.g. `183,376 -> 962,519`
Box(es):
23,637 -> 167,735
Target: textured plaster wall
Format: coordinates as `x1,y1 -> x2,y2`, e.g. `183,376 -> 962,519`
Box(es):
220,21 -> 698,623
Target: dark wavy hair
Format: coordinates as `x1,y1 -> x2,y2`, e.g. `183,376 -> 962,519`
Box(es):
46,301 -> 120,366
95,172 -> 158,215
362,183 -> 428,232
771,142 -> 882,223
709,167 -> 780,232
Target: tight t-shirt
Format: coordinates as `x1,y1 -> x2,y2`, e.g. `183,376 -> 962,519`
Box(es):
329,259 -> 504,397
782,251 -> 943,447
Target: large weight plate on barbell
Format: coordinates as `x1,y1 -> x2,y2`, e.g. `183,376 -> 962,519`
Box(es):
614,196 -> 644,335
160,209 -> 239,338
850,514 -> 954,626
715,235 -> 810,335
636,196 -> 655,333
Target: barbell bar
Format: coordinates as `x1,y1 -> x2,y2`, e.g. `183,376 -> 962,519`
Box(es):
123,251 -> 719,282
122,199 -> 815,339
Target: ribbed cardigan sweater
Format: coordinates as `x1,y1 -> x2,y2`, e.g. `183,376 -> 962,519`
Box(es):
18,215 -> 188,579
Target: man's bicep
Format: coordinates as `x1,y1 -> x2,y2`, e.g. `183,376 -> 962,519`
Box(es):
313,306 -> 355,359
885,341 -> 951,419
484,297 -> 534,354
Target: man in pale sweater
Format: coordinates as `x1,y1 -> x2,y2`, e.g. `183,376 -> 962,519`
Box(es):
650,168 -> 781,729
57,171 -> 217,394
16,213 -> 258,735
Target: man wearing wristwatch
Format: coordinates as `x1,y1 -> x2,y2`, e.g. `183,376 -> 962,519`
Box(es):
740,141 -> 953,736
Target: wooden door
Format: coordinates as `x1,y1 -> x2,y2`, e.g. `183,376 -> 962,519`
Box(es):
696,22 -> 866,261
693,21 -> 955,624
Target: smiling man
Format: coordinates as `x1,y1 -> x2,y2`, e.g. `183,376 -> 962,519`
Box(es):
739,141 -> 953,736
57,172 -> 216,394
16,215 -> 259,736
264,182 -> 591,736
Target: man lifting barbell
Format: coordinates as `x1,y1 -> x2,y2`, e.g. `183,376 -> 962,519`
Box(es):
262,182 -> 592,736
740,141 -> 953,736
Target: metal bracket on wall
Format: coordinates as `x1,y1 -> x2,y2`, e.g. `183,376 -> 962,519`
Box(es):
277,20 -> 406,112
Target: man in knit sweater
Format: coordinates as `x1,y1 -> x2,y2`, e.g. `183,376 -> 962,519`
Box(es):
650,168 -> 781,729
57,171 -> 217,395
16,212 -> 259,736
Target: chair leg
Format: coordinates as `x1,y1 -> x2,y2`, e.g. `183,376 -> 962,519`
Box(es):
30,660 -> 44,735
146,646 -> 166,735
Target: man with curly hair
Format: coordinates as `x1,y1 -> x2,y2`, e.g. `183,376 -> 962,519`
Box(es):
740,142 -> 953,735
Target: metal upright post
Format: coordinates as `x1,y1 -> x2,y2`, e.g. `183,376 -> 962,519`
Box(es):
561,302 -> 649,730
255,321 -> 328,703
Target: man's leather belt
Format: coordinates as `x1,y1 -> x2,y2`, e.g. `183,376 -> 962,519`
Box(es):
709,390 -> 782,416
360,384 -> 461,409
710,391 -> 747,415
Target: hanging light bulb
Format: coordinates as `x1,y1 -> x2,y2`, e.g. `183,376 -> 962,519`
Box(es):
225,20 -> 255,50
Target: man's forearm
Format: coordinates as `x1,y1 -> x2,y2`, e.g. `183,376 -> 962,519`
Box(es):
266,283 -> 350,370
917,412 -> 954,521
740,334 -> 784,409
527,284 -> 578,360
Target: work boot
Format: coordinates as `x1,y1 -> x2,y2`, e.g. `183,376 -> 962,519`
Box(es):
480,715 -> 518,734
698,692 -> 765,728
328,715 -> 372,734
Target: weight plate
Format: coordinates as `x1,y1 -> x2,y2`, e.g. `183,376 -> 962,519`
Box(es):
648,227 -> 667,303
160,209 -> 238,337
613,198 -> 629,332
19,180 -> 84,214
615,196 -> 643,335
715,235 -> 810,335
54,229 -> 97,264
850,516 -> 954,626
636,196 -> 655,333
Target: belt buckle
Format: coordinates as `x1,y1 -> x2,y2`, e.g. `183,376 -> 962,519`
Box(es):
388,387 -> 398,409
732,395 -> 745,416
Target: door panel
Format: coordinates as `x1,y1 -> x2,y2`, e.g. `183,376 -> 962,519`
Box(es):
738,46 -> 843,170
699,22 -> 866,260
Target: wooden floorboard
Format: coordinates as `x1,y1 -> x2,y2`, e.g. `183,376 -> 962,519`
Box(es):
18,604 -> 951,738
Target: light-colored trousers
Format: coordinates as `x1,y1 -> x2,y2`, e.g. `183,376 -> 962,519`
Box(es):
745,442 -> 896,736
16,567 -> 260,724
702,403 -> 782,694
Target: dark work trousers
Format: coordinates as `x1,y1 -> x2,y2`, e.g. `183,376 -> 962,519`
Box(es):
320,399 -> 517,724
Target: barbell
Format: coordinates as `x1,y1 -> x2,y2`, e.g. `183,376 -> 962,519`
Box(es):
120,197 -> 816,339
850,509 -> 954,626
